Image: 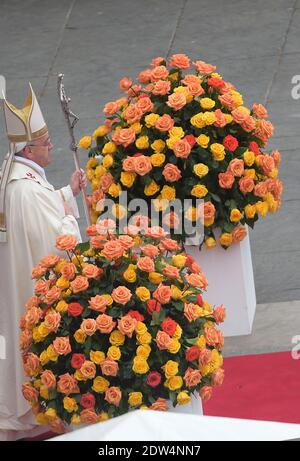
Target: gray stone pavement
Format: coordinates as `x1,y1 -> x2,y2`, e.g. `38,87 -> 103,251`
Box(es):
0,0 -> 300,353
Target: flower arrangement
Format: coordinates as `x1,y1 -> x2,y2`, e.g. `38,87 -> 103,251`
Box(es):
81,54 -> 283,249
20,225 -> 225,432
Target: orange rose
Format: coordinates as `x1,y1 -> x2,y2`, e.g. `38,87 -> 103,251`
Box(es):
232,225 -> 247,243
82,264 -> 102,279
160,238 -> 180,252
57,373 -> 80,395
117,315 -> 137,338
80,408 -> 98,424
155,114 -> 175,132
150,65 -> 169,81
40,254 -> 60,268
152,80 -> 171,95
184,303 -> 199,322
199,385 -> 213,401
241,116 -> 256,132
167,93 -> 186,111
103,101 -> 120,116
136,96 -> 154,113
185,273 -> 208,289
218,92 -> 235,110
173,139 -> 191,158
254,182 -> 268,197
138,69 -> 152,84
118,235 -> 134,250
41,370 -> 56,389
141,244 -> 159,258
213,305 -> 227,324
22,383 -> 39,404
102,240 -> 124,260
112,286 -> 132,305
123,156 -> 136,172
193,60 -> 216,75
105,386 -> 122,406
20,330 -> 33,350
228,159 -> 244,177
204,327 -> 219,346
239,177 -> 254,194
96,314 -> 116,334
89,295 -> 109,313
231,107 -> 250,124
53,337 -> 71,356
119,77 -> 132,92
44,311 -> 61,333
156,330 -> 172,350
101,359 -> 119,377
124,104 -> 143,124
254,120 -> 274,142
252,103 -> 268,119
169,53 -> 190,69
25,306 -> 42,328
25,296 -> 39,310
153,284 -> 171,304
137,256 -> 155,273
80,360 -> 97,379
35,279 -> 50,296
145,226 -> 168,239
61,263 -> 76,280
163,265 -> 180,279
80,319 -> 97,336
113,127 -> 136,147
184,367 -> 202,388
150,397 -> 168,411
134,155 -> 152,176
44,286 -> 61,305
162,163 -> 182,182
56,235 -> 77,252
214,109 -> 227,127
258,154 -> 275,175
23,353 -> 40,376
31,265 -> 47,279
218,171 -> 235,189
100,172 -> 114,192
70,276 -> 89,293
271,150 -> 281,167
212,368 -> 225,386
187,82 -> 204,97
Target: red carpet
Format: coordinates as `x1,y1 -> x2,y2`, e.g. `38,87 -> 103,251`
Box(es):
203,351 -> 300,424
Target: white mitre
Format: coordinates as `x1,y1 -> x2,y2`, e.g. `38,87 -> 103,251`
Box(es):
0,83 -> 48,242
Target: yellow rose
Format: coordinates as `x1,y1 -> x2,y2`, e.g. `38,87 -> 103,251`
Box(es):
86,157 -> 98,169
200,97 -> 215,110
63,397 -> 78,413
244,169 -> 256,179
98,412 -> 110,422
161,185 -> 175,201
39,351 -> 49,366
56,277 -> 70,290
145,113 -> 160,128
225,114 -> 233,124
166,136 -> 181,150
36,413 -> 48,425
79,136 -> 92,149
165,376 -> 183,391
34,379 -> 41,389
93,125 -> 109,138
128,392 -> 143,407
172,255 -> 186,268
151,139 -> 166,152
112,204 -> 127,219
193,163 -> 209,178
103,155 -> 114,169
269,168 -> 278,179
220,233 -> 233,247
136,344 -> 151,359
243,150 -> 255,166
121,172 -> 136,188
205,237 -> 217,249
177,391 -> 191,405
37,323 -> 49,339
71,414 -> 81,425
107,346 -> 121,361
191,184 -> 208,198
44,408 -> 57,420
168,338 -> 181,354
94,165 -> 106,179
74,329 -> 87,344
244,204 -> 257,219
256,201 -> 269,217
231,90 -> 243,106
171,285 -> 183,300
102,294 -> 113,306
123,268 -> 137,283
54,259 -> 67,273
136,322 -> 148,336
144,180 -> 160,196
203,111 -> 217,125
128,122 -> 141,134
211,72 -> 222,78
149,272 -> 164,284
230,208 -> 243,222
210,143 -> 225,161
200,364 -> 211,376
46,345 -> 58,362
150,153 -> 166,167
102,141 -> 117,155
173,324 -> 182,339
132,356 -> 149,374
196,134 -> 210,149
169,127 -> 185,139
204,217 -> 215,227
190,113 -> 206,128
90,350 -> 105,364
74,369 -> 86,382
185,207 -> 197,221
163,360 -> 179,378
136,287 -> 151,302
109,330 -> 125,346
40,386 -> 49,400
92,376 -> 110,393
196,335 -> 206,349
137,332 -> 152,345
153,196 -> 169,212
55,300 -> 68,313
136,136 -> 149,149
86,168 -> 94,181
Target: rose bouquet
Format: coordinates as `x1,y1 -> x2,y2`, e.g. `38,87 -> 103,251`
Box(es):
20,225 -> 225,432
81,54 -> 283,249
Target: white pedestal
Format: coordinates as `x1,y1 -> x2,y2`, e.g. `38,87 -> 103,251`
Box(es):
169,393 -> 203,415
185,230 -> 256,337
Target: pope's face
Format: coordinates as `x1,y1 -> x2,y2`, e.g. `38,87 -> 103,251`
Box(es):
23,132 -> 53,168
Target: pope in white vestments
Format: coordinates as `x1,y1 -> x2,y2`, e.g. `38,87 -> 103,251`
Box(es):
0,83 -> 85,440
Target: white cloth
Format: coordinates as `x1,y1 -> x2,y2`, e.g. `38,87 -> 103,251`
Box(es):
0,159 -> 81,440
51,410 -> 300,442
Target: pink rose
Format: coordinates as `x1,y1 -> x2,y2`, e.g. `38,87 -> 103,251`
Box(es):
101,359 -> 119,377
105,387 -> 122,406
162,163 -> 182,182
